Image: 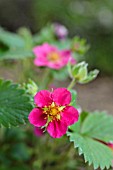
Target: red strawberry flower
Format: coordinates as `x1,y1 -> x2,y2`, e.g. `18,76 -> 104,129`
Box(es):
28,88 -> 79,138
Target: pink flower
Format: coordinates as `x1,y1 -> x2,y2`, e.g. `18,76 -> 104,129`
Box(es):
34,127 -> 44,137
33,43 -> 76,70
53,23 -> 68,39
28,88 -> 79,138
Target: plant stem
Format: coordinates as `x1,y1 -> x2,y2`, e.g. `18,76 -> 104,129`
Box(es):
67,78 -> 76,90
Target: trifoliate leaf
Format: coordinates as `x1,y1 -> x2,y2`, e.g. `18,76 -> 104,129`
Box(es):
0,79 -> 33,127
68,111 -> 113,169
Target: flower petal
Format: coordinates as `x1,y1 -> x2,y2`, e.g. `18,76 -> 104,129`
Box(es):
34,58 -> 48,67
28,108 -> 47,127
60,50 -> 76,65
42,43 -> 57,53
47,120 -> 68,138
34,127 -> 44,137
61,106 -> 79,126
52,88 -> 71,106
47,62 -> 64,69
34,90 -> 52,107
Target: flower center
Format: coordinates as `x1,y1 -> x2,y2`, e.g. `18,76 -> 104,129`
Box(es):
50,107 -> 58,116
43,102 -> 65,121
48,52 -> 60,62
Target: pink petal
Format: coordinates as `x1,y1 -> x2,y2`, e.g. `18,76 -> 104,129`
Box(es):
42,43 -> 57,53
34,90 -> 52,107
47,62 -> 65,69
47,120 -> 68,138
60,50 -> 76,65
61,106 -> 79,126
34,58 -> 48,67
34,127 -> 44,137
60,50 -> 72,63
52,88 -> 71,106
28,108 -> 47,127
70,57 -> 76,65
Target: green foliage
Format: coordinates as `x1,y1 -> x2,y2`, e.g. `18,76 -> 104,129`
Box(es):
0,128 -> 32,170
81,111 -> 113,142
0,79 -> 33,127
23,79 -> 38,96
0,27 -> 24,48
68,61 -> 99,84
33,24 -> 55,44
53,39 -> 71,50
18,27 -> 33,49
68,112 -> 113,169
71,36 -> 90,55
70,89 -> 77,107
52,67 -> 69,81
0,27 -> 34,60
0,49 -> 33,60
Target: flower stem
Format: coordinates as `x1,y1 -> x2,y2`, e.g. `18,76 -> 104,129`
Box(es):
67,78 -> 76,90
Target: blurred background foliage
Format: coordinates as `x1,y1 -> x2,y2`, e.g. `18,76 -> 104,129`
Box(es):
0,127 -> 93,170
0,0 -> 113,75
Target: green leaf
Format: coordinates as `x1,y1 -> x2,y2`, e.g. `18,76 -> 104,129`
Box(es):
0,27 -> 24,48
81,111 -> 113,142
0,49 -> 33,60
68,111 -> 113,169
70,89 -> 77,107
33,24 -> 55,44
69,111 -> 89,133
53,39 -> 71,50
11,143 -> 31,161
68,133 -> 113,169
0,79 -> 33,127
52,67 -> 68,81
18,27 -> 33,49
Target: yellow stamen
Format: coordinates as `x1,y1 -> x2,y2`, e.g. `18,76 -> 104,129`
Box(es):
48,52 -> 60,62
58,106 -> 65,112
51,102 -> 55,107
42,102 -> 65,122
